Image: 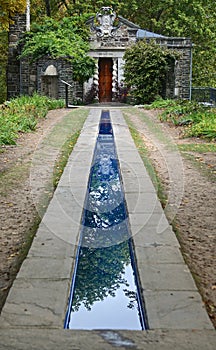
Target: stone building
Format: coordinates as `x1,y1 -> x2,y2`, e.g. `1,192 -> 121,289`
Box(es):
7,6 -> 192,103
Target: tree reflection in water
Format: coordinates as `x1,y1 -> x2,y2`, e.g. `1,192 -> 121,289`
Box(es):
65,111 -> 145,329
72,242 -> 132,312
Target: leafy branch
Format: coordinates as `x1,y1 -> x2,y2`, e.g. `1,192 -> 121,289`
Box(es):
19,17 -> 95,83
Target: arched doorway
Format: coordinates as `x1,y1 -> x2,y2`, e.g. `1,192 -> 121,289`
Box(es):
41,65 -> 58,99
99,58 -> 113,102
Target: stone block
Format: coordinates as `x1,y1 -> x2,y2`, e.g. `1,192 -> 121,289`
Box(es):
144,290 -> 213,330
0,279 -> 70,328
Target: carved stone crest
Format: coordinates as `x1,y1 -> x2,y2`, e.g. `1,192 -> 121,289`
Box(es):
86,7 -> 120,38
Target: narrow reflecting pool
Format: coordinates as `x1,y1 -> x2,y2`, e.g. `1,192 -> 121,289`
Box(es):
64,111 -> 148,330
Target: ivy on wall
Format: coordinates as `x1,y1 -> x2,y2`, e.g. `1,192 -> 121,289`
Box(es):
19,16 -> 95,84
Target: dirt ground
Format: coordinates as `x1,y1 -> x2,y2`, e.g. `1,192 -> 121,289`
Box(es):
124,108 -> 216,328
0,108 -> 71,311
0,107 -> 215,328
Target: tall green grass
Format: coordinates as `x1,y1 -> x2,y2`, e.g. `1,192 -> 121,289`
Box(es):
0,94 -> 64,145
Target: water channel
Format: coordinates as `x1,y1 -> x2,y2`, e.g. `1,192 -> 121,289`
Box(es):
64,111 -> 148,330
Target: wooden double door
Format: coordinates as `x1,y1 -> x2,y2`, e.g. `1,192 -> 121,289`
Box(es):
99,58 -> 113,102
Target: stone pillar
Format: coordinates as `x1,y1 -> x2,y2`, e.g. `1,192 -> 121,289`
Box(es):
112,58 -> 118,101
93,58 -> 99,101
7,12 -> 27,99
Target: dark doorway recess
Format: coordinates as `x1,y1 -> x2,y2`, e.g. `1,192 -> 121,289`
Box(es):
41,76 -> 58,99
99,58 -> 113,102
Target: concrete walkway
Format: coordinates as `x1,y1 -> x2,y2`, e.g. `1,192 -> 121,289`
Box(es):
0,108 -> 215,349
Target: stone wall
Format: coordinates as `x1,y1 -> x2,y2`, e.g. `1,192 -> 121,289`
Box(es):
7,10 -> 192,102
154,37 -> 192,99
37,58 -> 73,99
7,13 -> 82,103
16,56 -> 83,103
7,14 -> 27,99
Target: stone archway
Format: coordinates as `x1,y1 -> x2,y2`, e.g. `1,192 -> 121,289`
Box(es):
41,64 -> 58,99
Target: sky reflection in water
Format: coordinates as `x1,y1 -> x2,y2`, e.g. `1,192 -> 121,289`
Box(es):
65,113 -> 143,330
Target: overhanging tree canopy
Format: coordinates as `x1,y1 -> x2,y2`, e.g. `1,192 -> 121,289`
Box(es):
19,17 -> 95,83
29,0 -> 216,87
0,0 -> 27,30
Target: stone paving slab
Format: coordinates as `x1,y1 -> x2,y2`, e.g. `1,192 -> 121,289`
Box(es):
132,225 -> 181,248
0,107 -> 214,347
110,109 -> 214,331
129,212 -> 170,233
17,256 -> 74,280
123,175 -> 157,193
0,329 -> 215,350
125,192 -> 162,214
138,263 -> 197,291
0,279 -> 70,328
120,162 -> 150,179
144,291 -> 213,330
134,245 -> 185,264
28,223 -> 75,258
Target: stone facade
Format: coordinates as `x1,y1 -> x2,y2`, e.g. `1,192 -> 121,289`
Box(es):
7,14 -> 82,102
7,7 -> 192,103
84,8 -> 192,102
7,14 -> 26,99
153,37 -> 193,100
85,11 -> 140,102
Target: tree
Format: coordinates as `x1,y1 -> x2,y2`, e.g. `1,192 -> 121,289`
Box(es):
0,0 -> 27,30
8,1 -> 215,86
123,40 -> 178,104
117,0 -> 216,87
19,17 -> 95,83
44,0 -> 51,16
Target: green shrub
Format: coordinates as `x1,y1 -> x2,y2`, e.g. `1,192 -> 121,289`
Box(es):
123,40 -> 179,104
144,98 -> 179,109
157,99 -> 216,140
0,94 -> 64,145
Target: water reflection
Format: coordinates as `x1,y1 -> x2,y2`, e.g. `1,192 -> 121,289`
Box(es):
72,242 -> 131,312
69,244 -> 141,329
82,132 -> 129,248
64,111 -> 145,330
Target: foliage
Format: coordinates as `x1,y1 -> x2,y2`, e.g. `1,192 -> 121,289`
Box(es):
0,0 -> 27,30
19,17 -> 95,83
116,0 -> 216,87
0,93 -> 64,145
123,40 -> 178,104
72,242 -> 131,311
158,100 -> 216,140
143,98 -> 179,109
40,0 -> 215,87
